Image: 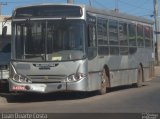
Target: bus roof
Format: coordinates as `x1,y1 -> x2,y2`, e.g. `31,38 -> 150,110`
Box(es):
13,3 -> 153,25
86,5 -> 153,25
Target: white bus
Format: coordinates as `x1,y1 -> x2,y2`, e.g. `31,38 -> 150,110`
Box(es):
8,4 -> 153,94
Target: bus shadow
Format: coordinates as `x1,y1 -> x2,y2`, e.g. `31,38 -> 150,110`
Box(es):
0,91 -> 97,103
108,84 -> 148,93
0,84 -> 148,103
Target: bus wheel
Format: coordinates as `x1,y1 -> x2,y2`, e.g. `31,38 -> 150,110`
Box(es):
136,65 -> 143,87
99,67 -> 109,95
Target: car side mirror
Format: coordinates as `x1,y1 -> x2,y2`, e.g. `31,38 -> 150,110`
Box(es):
2,26 -> 7,37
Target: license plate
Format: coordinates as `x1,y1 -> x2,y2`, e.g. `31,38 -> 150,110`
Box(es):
31,85 -> 46,92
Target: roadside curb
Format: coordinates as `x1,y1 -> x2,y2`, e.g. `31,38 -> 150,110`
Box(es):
145,77 -> 153,81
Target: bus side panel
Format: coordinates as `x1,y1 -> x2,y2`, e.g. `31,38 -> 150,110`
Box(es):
119,70 -> 129,85
143,68 -> 150,81
109,71 -> 120,87
128,48 -> 153,83
88,72 -> 101,91
106,56 -> 129,87
128,69 -> 137,84
88,57 -> 101,91
118,56 -> 129,86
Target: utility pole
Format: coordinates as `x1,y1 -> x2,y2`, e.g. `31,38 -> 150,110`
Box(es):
154,0 -> 160,65
89,0 -> 92,6
0,2 -> 7,16
115,0 -> 119,12
67,0 -> 74,4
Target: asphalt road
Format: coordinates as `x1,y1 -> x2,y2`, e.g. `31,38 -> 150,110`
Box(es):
0,77 -> 160,113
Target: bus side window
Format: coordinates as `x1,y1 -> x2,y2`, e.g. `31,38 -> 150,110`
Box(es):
88,24 -> 97,60
128,24 -> 136,47
2,26 -> 7,37
144,26 -> 152,47
128,23 -> 137,55
137,24 -> 144,47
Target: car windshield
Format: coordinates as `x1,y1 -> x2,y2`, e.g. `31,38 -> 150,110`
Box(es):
14,20 -> 86,61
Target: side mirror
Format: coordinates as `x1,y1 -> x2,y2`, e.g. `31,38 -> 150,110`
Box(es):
2,26 -> 7,37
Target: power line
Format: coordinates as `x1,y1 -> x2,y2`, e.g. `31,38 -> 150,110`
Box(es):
115,0 -> 119,11
92,0 -> 153,13
94,0 -> 109,10
119,0 -> 152,12
0,0 -> 63,4
0,2 -> 7,15
89,0 -> 92,6
123,0 -> 152,14
137,14 -> 154,17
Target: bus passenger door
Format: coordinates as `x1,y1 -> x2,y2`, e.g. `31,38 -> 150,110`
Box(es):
87,15 -> 100,91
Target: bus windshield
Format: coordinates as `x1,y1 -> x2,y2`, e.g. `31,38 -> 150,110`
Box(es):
14,20 -> 86,61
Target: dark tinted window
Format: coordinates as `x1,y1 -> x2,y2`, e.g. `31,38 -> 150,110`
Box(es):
109,20 -> 118,45
120,47 -> 128,55
128,24 -> 136,46
25,22 -> 46,54
98,46 -> 109,55
97,18 -> 108,45
14,5 -> 82,18
144,26 -> 151,47
129,47 -> 137,55
15,25 -> 26,58
110,46 -> 119,55
15,20 -> 86,61
137,24 -> 144,47
119,22 -> 128,46
47,20 -> 85,53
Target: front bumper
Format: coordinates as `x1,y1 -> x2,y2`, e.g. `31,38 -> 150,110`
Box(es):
8,78 -> 88,93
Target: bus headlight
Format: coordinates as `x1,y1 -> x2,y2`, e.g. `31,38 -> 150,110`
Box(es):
67,73 -> 87,82
13,74 -> 32,83
10,63 -> 32,83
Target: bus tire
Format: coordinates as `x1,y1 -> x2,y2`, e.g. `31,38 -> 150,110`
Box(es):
98,65 -> 110,95
136,64 -> 143,87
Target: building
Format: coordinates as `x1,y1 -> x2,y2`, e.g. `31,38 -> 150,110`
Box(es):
0,15 -> 11,36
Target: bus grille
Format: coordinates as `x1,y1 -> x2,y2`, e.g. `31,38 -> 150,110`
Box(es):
28,75 -> 67,83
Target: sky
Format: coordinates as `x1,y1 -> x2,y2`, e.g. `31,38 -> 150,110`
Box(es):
0,0 -> 159,20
